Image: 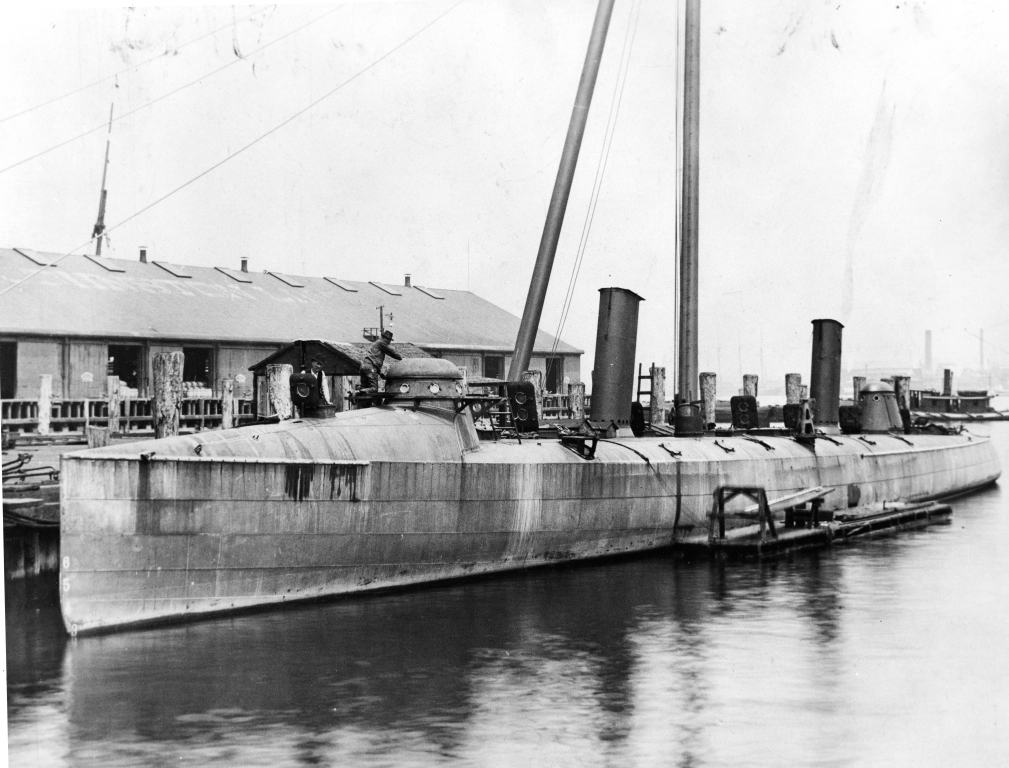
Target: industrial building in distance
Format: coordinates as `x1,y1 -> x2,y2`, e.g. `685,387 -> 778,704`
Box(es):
0,247 -> 582,401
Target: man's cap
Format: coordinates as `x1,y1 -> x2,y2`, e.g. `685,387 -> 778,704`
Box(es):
381,329 -> 394,339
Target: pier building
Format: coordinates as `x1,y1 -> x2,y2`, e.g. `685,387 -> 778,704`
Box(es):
0,247 -> 582,402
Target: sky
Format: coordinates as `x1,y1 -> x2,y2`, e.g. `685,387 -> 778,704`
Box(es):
1,0 -> 1007,393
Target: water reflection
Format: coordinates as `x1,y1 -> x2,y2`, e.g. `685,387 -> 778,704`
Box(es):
8,427 -> 1009,766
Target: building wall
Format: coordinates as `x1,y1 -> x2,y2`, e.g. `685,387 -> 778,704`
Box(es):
68,341 -> 107,399
14,339 -> 63,399
218,346 -> 280,398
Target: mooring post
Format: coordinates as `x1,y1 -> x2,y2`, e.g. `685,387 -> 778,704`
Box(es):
853,376 -> 866,403
221,378 -> 234,429
106,375 -> 120,434
332,375 -> 346,412
650,365 -> 666,425
152,352 -> 184,438
522,370 -> 544,418
699,372 -> 717,427
743,374 -> 758,399
893,375 -> 911,411
785,373 -> 802,405
568,381 -> 586,421
37,374 -> 52,435
267,363 -> 293,420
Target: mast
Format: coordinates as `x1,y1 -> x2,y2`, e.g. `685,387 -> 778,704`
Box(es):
508,0 -> 616,381
677,0 -> 700,402
92,103 -> 114,256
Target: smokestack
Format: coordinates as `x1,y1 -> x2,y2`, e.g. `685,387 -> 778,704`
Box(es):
241,257 -> 249,273
139,247 -> 147,263
405,274 -> 412,288
925,330 -> 932,371
810,319 -> 843,428
590,287 -> 643,435
943,369 -> 953,397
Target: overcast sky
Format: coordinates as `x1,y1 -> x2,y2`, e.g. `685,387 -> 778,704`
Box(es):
1,0 -> 1006,391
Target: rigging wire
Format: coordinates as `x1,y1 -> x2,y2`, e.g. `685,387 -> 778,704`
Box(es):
0,6 -> 342,177
549,0 -> 643,359
0,0 -> 465,301
0,5 -> 275,126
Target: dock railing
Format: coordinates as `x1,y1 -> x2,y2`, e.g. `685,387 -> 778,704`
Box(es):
1,396 -> 255,435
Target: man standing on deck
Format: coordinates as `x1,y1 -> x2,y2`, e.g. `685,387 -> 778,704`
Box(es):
360,329 -> 402,392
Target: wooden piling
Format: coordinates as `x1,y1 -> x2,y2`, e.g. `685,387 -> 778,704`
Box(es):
106,375 -> 121,434
152,352 -> 184,438
333,376 -> 346,412
743,374 -> 758,398
893,375 -> 911,411
853,376 -> 866,403
649,365 -> 666,425
267,363 -> 293,420
785,374 -> 802,405
522,370 -> 544,418
37,374 -> 52,435
800,385 -> 809,400
568,381 -> 586,421
699,371 -> 717,426
221,378 -> 235,430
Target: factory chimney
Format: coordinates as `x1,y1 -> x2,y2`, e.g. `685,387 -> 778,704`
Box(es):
590,287 -> 643,436
924,330 -> 932,372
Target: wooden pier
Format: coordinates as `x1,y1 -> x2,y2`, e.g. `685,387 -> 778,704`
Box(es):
681,486 -> 953,557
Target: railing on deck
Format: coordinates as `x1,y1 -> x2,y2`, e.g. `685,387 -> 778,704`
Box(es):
1,397 -> 255,434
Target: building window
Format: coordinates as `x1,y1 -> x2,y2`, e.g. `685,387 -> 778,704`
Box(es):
183,347 -> 213,387
484,355 -> 504,380
108,345 -> 142,390
545,356 -> 563,393
0,341 -> 16,399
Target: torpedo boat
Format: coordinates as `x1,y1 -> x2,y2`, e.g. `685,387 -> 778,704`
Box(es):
58,0 -> 1001,635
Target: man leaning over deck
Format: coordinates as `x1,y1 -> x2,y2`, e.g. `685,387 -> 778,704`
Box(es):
360,329 -> 403,392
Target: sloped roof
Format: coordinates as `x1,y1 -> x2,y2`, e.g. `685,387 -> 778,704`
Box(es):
0,248 -> 581,354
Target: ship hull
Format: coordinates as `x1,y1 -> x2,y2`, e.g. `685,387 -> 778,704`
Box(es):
60,408 -> 1001,635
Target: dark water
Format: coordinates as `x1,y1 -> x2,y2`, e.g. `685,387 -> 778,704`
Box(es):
8,426 -> 1009,767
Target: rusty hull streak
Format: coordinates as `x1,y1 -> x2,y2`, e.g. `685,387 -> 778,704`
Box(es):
59,406 -> 1001,635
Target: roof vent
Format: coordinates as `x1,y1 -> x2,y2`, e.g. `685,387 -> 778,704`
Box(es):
405,273 -> 412,287
241,257 -> 249,273
139,247 -> 147,263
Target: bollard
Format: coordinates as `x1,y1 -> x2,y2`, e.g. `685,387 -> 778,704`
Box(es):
221,378 -> 235,429
522,370 -> 544,419
650,365 -> 666,425
743,374 -> 758,399
785,374 -> 802,405
37,374 -> 52,435
569,381 -> 586,421
152,352 -> 185,438
267,363 -> 293,420
699,372 -> 717,427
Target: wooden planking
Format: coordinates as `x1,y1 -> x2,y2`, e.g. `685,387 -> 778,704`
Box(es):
67,341 -> 107,398
14,339 -> 63,398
